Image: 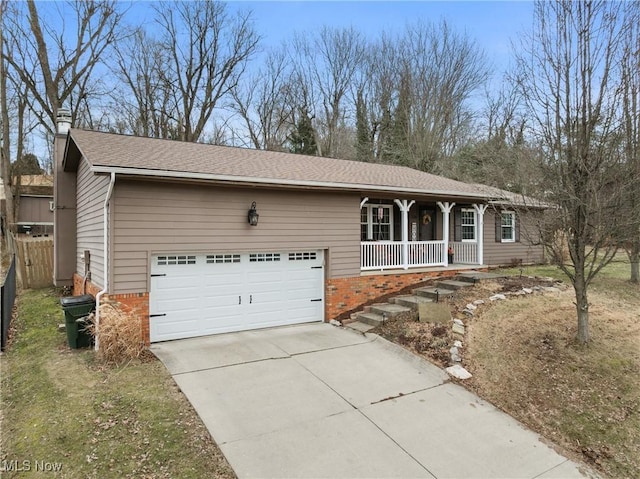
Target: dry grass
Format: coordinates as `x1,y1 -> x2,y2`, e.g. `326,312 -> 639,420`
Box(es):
374,263 -> 639,478
464,283 -> 640,478
87,301 -> 146,365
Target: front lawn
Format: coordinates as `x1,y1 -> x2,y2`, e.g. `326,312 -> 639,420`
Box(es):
0,289 -> 235,479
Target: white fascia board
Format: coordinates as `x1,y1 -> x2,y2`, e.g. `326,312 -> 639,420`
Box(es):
90,165 -> 490,200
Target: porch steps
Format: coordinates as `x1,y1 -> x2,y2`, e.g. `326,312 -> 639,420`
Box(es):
392,295 -> 433,311
435,279 -> 475,291
354,303 -> 412,327
344,272 -> 498,333
457,271 -> 507,283
412,286 -> 456,301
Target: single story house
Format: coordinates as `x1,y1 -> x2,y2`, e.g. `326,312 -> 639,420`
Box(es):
53,117 -> 545,345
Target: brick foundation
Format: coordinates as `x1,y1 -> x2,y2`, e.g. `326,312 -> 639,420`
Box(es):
325,268 -> 487,320
73,266 -> 487,346
72,273 -> 151,345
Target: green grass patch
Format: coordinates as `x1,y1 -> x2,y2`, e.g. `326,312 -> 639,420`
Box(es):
1,289 -> 235,479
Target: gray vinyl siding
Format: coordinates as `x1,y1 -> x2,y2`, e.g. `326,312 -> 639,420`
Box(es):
112,180 -> 360,294
76,158 -> 109,287
17,196 -> 53,224
483,209 -> 545,265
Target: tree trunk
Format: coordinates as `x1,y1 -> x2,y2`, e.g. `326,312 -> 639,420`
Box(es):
0,6 -> 16,234
574,274 -> 590,344
630,247 -> 640,283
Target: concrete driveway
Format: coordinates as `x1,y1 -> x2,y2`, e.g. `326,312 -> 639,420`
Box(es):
151,323 -> 592,479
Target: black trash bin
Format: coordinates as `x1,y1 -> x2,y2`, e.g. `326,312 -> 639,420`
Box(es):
60,294 -> 95,349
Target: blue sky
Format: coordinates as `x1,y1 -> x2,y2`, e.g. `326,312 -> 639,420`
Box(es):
224,1 -> 534,73
126,0 -> 534,75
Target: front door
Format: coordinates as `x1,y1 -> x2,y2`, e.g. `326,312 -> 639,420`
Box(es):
419,208 -> 436,241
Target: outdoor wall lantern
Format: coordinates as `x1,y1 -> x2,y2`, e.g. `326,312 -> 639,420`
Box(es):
248,201 -> 259,226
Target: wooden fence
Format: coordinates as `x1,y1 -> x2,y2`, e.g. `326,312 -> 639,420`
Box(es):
15,237 -> 53,289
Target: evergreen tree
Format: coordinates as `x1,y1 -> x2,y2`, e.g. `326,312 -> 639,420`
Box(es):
289,108 -> 318,155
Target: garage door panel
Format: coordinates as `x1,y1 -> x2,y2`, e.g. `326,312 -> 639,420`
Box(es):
150,251 -> 324,342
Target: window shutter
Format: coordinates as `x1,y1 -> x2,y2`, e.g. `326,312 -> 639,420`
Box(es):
495,211 -> 502,242
515,213 -> 521,242
453,209 -> 462,242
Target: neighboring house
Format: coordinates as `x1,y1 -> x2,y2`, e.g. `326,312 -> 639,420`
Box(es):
15,175 -> 54,236
53,120 -> 545,345
0,175 -> 54,237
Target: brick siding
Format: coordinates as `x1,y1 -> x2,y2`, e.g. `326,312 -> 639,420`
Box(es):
73,267 -> 489,346
325,269 -> 487,320
72,273 -> 151,345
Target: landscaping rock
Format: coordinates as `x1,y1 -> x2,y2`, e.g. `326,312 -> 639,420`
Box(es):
330,319 -> 342,327
454,340 -> 463,348
449,346 -> 459,356
445,364 -> 472,379
452,323 -> 465,335
465,303 -> 477,310
473,299 -> 485,305
522,288 -> 533,294
462,308 -> 474,316
543,287 -> 561,293
453,319 -> 464,326
490,293 -> 507,301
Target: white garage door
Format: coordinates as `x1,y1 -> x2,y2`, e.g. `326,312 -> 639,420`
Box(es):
149,251 -> 324,342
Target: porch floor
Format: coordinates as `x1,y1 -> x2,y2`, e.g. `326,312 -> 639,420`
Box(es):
360,263 -> 488,277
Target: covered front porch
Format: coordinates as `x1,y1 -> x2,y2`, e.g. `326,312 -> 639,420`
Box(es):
360,198 -> 488,271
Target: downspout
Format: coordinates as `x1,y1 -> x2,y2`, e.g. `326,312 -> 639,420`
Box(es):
95,172 -> 116,351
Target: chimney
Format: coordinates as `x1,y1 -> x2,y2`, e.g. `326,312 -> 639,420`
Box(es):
56,108 -> 72,136
53,106 -> 76,287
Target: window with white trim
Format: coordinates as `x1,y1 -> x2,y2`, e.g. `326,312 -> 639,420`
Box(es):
360,204 -> 394,241
461,209 -> 476,241
501,212 -> 516,242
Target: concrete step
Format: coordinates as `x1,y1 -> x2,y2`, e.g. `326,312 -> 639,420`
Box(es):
392,295 -> 433,310
436,279 -> 474,290
369,303 -> 412,318
457,272 -> 507,283
346,321 -> 376,333
413,287 -> 456,301
355,312 -> 385,327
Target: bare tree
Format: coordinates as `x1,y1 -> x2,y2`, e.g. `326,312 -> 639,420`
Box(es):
399,20 -> 488,173
152,0 -> 259,143
109,28 -> 178,138
515,0 -> 629,344
290,26 -> 366,158
229,47 -> 295,150
0,0 -> 15,235
1,0 -> 123,135
620,1 -> 640,283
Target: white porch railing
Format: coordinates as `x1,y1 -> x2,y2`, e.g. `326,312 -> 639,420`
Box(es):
408,241 -> 445,267
361,241 -> 446,270
361,241 -> 403,270
450,241 -> 478,264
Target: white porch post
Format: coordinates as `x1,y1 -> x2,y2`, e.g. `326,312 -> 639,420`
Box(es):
394,199 -> 415,269
437,201 -> 455,266
474,204 -> 488,265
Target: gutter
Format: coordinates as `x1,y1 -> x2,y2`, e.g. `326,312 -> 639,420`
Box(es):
95,172 -> 116,352
89,165 -> 491,201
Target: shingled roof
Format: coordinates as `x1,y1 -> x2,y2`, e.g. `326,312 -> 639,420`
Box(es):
65,129 -> 498,201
